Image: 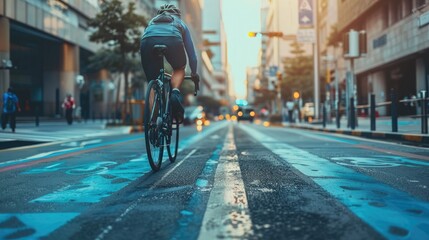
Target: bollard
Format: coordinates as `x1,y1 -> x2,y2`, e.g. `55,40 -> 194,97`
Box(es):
35,105 -> 39,127
323,103 -> 327,128
422,91 -> 428,134
336,95 -> 340,129
391,89 -> 398,132
350,98 -> 355,130
370,94 -> 376,131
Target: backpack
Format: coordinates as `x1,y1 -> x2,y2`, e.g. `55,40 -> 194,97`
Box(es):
5,94 -> 14,112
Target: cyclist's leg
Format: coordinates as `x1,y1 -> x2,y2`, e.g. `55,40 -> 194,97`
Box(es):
164,37 -> 187,89
171,68 -> 185,89
140,37 -> 163,110
140,37 -> 162,82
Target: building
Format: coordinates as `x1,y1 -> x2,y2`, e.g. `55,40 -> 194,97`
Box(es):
246,67 -> 259,104
0,0 -> 156,119
202,0 -> 229,104
0,0 -> 100,118
317,0 -> 346,111
263,0 -> 312,113
258,0 -> 270,91
337,0 -> 429,116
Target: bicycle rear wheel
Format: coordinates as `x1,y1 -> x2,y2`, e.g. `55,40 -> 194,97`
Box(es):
144,80 -> 164,171
166,109 -> 179,162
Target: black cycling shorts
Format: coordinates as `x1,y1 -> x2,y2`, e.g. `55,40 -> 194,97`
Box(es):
140,36 -> 187,81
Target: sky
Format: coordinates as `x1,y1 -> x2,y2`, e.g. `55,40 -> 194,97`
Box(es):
222,0 -> 261,99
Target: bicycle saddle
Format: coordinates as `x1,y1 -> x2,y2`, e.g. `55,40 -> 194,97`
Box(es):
153,45 -> 167,56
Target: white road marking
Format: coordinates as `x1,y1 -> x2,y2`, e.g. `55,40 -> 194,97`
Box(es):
198,125 -> 253,239
95,149 -> 197,240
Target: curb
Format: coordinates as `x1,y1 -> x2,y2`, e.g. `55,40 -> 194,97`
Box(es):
287,125 -> 429,145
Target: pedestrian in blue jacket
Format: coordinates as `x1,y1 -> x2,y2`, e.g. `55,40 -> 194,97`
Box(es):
1,87 -> 21,133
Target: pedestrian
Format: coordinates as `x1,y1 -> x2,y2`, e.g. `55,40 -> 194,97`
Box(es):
1,87 -> 21,133
62,94 -> 75,125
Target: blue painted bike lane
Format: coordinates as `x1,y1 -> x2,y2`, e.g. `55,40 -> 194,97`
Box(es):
240,124 -> 429,240
0,122 -> 229,239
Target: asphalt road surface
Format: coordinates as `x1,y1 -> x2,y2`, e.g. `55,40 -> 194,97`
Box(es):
0,121 -> 428,239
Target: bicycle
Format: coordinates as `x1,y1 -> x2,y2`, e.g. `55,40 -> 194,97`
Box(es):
144,45 -> 199,171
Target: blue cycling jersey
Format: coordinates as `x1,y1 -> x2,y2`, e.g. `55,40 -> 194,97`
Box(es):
142,13 -> 198,74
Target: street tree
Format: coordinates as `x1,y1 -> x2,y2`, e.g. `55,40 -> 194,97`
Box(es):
281,41 -> 314,102
88,0 -> 147,123
327,25 -> 341,47
86,48 -> 144,119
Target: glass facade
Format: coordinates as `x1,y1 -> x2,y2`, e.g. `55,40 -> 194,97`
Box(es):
2,0 -> 98,51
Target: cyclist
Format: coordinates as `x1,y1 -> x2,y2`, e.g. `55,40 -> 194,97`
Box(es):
140,4 -> 199,123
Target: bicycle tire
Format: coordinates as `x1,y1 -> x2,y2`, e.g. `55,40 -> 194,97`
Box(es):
144,80 -> 164,171
166,104 -> 179,162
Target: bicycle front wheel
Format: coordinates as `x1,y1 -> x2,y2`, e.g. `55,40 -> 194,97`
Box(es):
166,110 -> 179,162
144,80 -> 164,171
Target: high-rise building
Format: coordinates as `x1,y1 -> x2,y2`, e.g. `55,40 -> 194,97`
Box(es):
246,67 -> 259,104
202,0 -> 229,103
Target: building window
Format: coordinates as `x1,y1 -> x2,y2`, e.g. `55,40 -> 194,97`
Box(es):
416,0 -> 426,8
404,0 -> 413,16
382,4 -> 389,28
389,0 -> 403,25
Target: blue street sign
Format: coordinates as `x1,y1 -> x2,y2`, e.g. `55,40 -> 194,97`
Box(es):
269,66 -> 278,77
298,0 -> 314,28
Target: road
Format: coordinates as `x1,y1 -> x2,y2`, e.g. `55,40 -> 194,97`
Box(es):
0,121 -> 428,239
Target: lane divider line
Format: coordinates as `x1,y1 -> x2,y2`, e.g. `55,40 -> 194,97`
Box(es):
198,124 -> 253,239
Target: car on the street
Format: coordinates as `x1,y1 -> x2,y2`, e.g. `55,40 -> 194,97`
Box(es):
301,102 -> 315,122
237,107 -> 256,123
184,106 -> 207,126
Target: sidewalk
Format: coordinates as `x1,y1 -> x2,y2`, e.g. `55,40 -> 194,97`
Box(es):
285,116 -> 429,146
0,118 -> 131,149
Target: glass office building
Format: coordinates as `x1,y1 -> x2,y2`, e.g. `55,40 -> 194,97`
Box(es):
0,0 -> 101,117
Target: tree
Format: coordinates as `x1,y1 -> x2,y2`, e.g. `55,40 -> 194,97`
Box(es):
281,41 -> 314,102
88,0 -> 147,123
86,48 -> 145,117
327,25 -> 341,47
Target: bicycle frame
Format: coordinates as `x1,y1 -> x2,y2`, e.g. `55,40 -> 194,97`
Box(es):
144,45 -> 199,171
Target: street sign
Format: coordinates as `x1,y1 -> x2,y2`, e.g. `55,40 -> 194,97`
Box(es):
297,28 -> 315,43
269,66 -> 278,77
298,0 -> 314,28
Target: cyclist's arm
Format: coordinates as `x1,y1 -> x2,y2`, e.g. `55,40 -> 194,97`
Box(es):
181,23 -> 197,75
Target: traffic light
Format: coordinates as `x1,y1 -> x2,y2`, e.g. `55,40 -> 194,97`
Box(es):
276,72 -> 282,81
327,69 -> 335,83
248,32 -> 258,37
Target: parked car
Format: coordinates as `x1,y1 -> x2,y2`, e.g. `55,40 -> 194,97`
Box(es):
301,102 -> 315,122
237,107 -> 256,123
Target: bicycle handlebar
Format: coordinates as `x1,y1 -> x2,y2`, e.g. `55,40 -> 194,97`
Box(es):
165,73 -> 199,96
